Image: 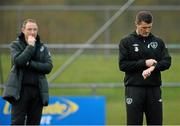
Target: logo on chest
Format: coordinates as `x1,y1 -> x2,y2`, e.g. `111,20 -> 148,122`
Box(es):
132,44 -> 139,52
148,42 -> 158,49
40,46 -> 44,52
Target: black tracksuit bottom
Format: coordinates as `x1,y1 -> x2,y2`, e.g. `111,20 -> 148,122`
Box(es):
125,86 -> 162,125
11,85 -> 43,125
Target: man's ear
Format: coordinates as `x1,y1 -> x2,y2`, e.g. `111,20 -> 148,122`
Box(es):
135,21 -> 140,25
135,21 -> 138,27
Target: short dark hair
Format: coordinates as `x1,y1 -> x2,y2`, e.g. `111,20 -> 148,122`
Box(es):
135,11 -> 153,24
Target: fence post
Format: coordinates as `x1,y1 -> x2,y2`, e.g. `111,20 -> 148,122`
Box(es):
91,84 -> 97,95
0,53 -> 3,84
0,53 -> 4,94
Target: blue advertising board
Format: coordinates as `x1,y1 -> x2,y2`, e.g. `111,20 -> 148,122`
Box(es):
0,96 -> 106,125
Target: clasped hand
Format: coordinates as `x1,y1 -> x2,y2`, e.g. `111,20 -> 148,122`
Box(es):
142,59 -> 157,79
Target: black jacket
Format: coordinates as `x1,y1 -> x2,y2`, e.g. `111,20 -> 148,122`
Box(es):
119,31 -> 171,86
3,33 -> 53,106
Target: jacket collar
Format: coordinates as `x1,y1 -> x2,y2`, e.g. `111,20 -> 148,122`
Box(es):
132,31 -> 153,40
17,32 -> 41,45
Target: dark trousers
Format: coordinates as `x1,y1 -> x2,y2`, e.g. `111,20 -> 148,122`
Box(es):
125,86 -> 162,125
11,86 -> 43,125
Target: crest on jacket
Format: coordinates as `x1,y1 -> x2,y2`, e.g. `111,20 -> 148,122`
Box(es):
40,46 -> 44,52
148,42 -> 158,49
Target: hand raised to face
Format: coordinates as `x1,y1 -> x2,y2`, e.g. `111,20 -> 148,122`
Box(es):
27,35 -> 36,46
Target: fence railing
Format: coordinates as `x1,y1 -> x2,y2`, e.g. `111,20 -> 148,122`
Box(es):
1,43 -> 180,50
0,83 -> 180,95
1,5 -> 180,11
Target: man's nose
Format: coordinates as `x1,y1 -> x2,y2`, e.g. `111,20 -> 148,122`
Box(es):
30,30 -> 36,35
31,29 -> 36,33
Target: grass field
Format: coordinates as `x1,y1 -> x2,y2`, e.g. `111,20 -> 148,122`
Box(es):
0,52 -> 180,125
1,52 -> 180,83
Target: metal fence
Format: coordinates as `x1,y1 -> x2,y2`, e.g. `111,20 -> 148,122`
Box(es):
1,82 -> 180,95
1,4 -> 180,91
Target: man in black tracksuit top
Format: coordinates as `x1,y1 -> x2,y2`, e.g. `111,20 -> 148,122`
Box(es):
119,11 -> 171,125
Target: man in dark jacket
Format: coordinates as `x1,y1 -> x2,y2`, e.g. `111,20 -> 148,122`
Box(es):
4,19 -> 53,125
119,11 -> 171,125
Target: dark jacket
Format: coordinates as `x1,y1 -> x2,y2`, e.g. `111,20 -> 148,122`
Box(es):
119,31 -> 171,87
3,33 -> 53,106
2,65 -> 23,104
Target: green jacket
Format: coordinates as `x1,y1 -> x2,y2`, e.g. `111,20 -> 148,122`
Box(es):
3,33 -> 53,106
